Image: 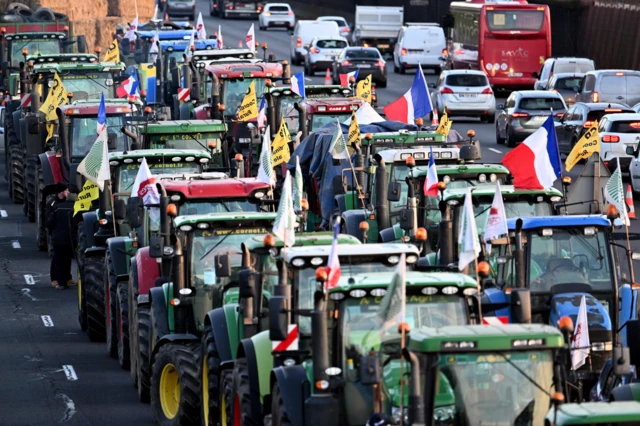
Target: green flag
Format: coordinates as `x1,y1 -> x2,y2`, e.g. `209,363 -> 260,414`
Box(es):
329,120 -> 348,160
76,132 -> 110,191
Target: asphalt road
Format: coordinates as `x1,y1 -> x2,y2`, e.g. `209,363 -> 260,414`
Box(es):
0,2 -> 639,425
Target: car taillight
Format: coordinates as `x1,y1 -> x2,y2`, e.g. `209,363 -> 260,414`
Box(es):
440,87 -> 454,94
583,120 -> 595,128
481,88 -> 493,94
401,48 -> 407,56
288,11 -> 293,15
605,109 -> 622,112
342,60 -> 352,66
227,5 -> 233,9
592,92 -> 599,102
630,122 -> 640,129
297,37 -> 302,48
264,12 -> 271,16
555,112 -> 564,117
310,47 -> 319,54
511,112 -> 530,118
375,61 -> 385,68
343,27 -> 351,32
602,135 -> 620,143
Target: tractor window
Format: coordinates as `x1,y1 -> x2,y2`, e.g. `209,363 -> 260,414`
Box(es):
59,72 -> 116,100
310,114 -> 350,130
71,115 -> 127,159
180,200 -> 260,215
11,39 -> 62,67
149,132 -> 224,151
115,162 -> 201,193
456,200 -> 553,236
223,78 -> 267,118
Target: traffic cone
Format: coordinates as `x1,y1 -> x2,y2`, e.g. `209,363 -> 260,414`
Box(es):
626,184 -> 636,219
431,108 -> 439,126
239,40 -> 243,48
324,68 -> 332,85
164,12 -> 169,21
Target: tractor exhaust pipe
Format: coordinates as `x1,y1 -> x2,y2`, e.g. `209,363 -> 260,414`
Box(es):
209,72 -> 220,120
294,102 -> 308,140
374,154 -> 389,236
438,200 -> 454,266
515,219 -> 525,288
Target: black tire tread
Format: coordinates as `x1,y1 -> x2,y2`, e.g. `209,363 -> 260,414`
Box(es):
117,281 -> 130,369
105,251 -> 118,357
10,145 -> 24,203
270,381 -> 293,426
85,255 -> 106,342
137,305 -> 152,403
232,358 -> 258,426
128,269 -> 138,386
36,167 -> 47,251
77,223 -> 87,331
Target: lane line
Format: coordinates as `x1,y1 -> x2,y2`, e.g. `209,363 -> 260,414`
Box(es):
12,240 -> 21,249
24,274 -> 35,285
62,365 -> 77,381
41,315 -> 54,327
0,210 -> 7,217
58,393 -> 77,423
488,148 -> 502,154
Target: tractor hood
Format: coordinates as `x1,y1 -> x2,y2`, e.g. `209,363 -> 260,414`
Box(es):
549,291 -> 612,333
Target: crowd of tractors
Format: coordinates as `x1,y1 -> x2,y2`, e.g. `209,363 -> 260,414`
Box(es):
2,6 -> 640,426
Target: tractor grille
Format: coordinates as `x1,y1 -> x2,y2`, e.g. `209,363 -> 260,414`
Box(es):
577,329 -> 612,375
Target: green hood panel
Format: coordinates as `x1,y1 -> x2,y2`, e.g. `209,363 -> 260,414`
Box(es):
223,304 -> 241,360
250,330 -> 274,404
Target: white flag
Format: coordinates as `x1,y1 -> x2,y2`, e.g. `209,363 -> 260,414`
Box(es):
293,156 -> 303,212
571,296 -> 590,370
196,12 -> 207,40
217,25 -> 223,48
458,188 -> 480,271
329,121 -> 348,160
185,30 -> 196,61
124,16 -> 138,41
246,24 -> 255,53
483,182 -> 508,253
605,157 -> 630,226
131,158 -> 161,230
257,126 -> 275,186
273,171 -> 296,247
149,29 -> 159,56
77,130 -> 110,191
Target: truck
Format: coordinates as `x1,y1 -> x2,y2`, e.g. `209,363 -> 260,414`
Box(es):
209,0 -> 264,19
352,6 -> 404,56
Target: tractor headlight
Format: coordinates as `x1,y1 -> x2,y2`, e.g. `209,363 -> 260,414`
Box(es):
433,405 -> 455,422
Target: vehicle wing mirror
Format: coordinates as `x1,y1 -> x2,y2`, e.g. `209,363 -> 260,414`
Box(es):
510,288 -> 531,324
626,145 -> 636,156
287,28 -> 294,35
359,352 -> 381,385
126,196 -> 144,228
573,86 -> 580,93
387,181 -> 402,202
497,104 -> 504,110
399,208 -> 415,231
107,132 -> 119,150
149,235 -> 164,258
113,198 -> 126,221
238,268 -> 256,299
269,296 -> 289,341
612,346 -> 631,377
214,252 -> 232,278
460,143 -> 481,161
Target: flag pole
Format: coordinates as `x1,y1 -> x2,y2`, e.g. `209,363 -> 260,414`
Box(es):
345,151 -> 367,211
618,157 -> 635,283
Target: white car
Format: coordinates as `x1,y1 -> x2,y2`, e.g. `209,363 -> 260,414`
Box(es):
290,20 -> 340,66
429,70 -> 496,123
317,16 -> 351,39
393,24 -> 446,74
304,37 -> 348,76
599,113 -> 640,174
258,3 -> 295,31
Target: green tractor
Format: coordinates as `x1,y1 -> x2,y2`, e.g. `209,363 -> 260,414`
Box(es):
546,401 -> 640,425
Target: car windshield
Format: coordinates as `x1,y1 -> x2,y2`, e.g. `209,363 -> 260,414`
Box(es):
179,199 -> 260,215
71,115 -> 127,159
528,228 -> 612,292
555,76 -> 583,91
316,39 -> 347,49
149,132 -> 224,151
446,74 -> 488,87
438,350 -> 553,426
116,161 -> 201,193
59,72 -> 115,100
223,78 -> 267,118
519,97 -> 565,111
310,113 -> 349,130
345,49 -> 380,59
609,120 -> 640,134
12,39 -> 61,67
486,10 -> 545,31
554,63 -> 593,74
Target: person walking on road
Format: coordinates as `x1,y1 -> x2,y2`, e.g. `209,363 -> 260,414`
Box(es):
46,183 -> 76,290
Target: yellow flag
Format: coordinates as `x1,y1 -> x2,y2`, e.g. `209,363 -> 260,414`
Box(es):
74,180 -> 99,216
565,123 -> 600,172
272,119 -> 291,166
104,39 -> 120,63
39,73 -> 68,141
436,110 -> 452,137
347,112 -> 360,155
238,80 -> 259,122
356,74 -> 372,104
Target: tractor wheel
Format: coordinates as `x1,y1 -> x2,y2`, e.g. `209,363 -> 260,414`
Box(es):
85,255 -> 106,342
10,145 -> 24,204
117,281 -> 130,369
231,358 -> 258,426
128,270 -> 139,386
77,224 -> 87,332
137,305 -> 152,403
201,325 -> 233,426
25,155 -> 36,222
270,381 -> 293,426
151,343 -> 201,426
105,250 -> 118,358
35,167 -> 47,251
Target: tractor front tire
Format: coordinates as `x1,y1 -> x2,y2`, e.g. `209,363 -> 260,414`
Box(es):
137,305 -> 152,403
231,358 -> 258,426
117,282 -> 130,369
105,251 -> 118,358
85,255 -> 106,342
201,325 -> 233,426
128,270 -> 139,386
271,381 -> 293,426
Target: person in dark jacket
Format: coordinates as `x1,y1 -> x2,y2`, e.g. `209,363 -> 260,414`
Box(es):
46,183 -> 75,290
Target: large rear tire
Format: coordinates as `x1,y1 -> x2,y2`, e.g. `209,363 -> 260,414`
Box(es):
77,224 -> 87,332
128,269 -> 139,386
35,167 -> 47,251
231,358 -> 258,426
151,343 -> 201,426
85,255 -> 106,342
105,250 -> 118,358
201,325 -> 233,426
270,381 -> 293,426
117,281 -> 130,369
25,155 -> 36,222
137,305 -> 152,403
10,145 -> 24,204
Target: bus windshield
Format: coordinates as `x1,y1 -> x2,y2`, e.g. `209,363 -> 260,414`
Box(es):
486,10 -> 545,32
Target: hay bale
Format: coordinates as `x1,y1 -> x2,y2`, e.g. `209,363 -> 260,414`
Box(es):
95,17 -> 120,52
72,19 -> 97,52
108,0 -> 155,21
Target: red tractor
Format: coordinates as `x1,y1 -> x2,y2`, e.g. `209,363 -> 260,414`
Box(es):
293,97 -> 366,139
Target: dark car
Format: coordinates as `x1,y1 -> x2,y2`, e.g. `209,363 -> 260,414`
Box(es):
332,47 -> 387,88
495,90 -> 567,147
547,72 -> 584,107
555,102 -> 634,154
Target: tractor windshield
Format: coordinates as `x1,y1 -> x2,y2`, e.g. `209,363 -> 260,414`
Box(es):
11,39 -> 62,67
180,199 -> 261,215
115,161 -> 202,193
59,72 -> 116,100
149,132 -> 224,151
223,78 -> 267,118
527,228 -> 613,292
71,115 -> 128,160
437,350 -> 554,426
310,113 -> 350,130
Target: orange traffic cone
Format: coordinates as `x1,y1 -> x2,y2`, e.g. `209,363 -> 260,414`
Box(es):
431,108 -> 439,126
626,184 -> 636,219
238,40 -> 243,48
324,68 -> 332,85
164,12 -> 169,21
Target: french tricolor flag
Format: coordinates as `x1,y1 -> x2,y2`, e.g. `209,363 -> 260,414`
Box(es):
96,93 -> 106,136
423,146 -> 438,196
383,63 -> 432,124
325,219 -> 341,289
339,69 -> 359,86
116,74 -> 139,99
501,115 -> 562,189
290,72 -> 305,98
257,95 -> 267,129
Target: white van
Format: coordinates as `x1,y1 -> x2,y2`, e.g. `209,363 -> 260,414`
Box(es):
289,20 -> 340,66
393,24 -> 446,74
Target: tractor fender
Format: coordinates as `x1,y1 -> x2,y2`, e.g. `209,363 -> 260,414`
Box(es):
481,288 -> 511,321
204,307 -> 233,363
149,286 -> 170,339
341,209 -> 366,242
37,151 -> 63,188
82,211 -> 99,249
617,284 -> 637,347
85,246 -> 106,258
270,365 -> 309,426
152,333 -> 199,359
107,237 -> 134,282
240,330 -> 274,407
235,338 -> 265,421
136,247 -> 161,297
130,256 -> 138,293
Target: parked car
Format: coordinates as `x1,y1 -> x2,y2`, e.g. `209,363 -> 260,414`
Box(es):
317,16 -> 351,39
429,70 -> 495,123
304,37 -> 349,76
534,57 -> 594,90
166,0 -> 196,20
555,102 -> 634,154
576,70 -> 640,106
598,113 -> 640,173
496,90 -> 567,147
259,3 -> 295,31
547,73 -> 584,106
393,24 -> 446,74
290,20 -> 340,65
332,47 -> 387,87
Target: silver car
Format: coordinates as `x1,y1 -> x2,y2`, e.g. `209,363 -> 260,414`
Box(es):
304,36 -> 348,76
576,70 -> 640,106
547,73 -> 584,107
429,70 -> 496,123
166,0 -> 196,20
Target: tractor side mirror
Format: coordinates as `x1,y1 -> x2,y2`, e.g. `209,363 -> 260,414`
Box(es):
532,71 -> 539,79
149,235 -> 164,258
269,296 -> 289,341
399,208 -> 415,231
113,198 -> 127,221
626,146 -> 636,156
510,288 -> 531,324
126,196 -> 144,229
107,132 -> 119,150
460,143 -> 481,161
613,346 -> 631,377
359,352 -> 381,385
238,268 -> 257,298
214,252 -> 232,278
387,181 -> 402,202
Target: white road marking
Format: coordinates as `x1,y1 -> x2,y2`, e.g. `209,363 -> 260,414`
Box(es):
304,77 -> 312,82
0,210 -> 7,217
12,240 -> 21,249
58,393 -> 77,422
21,288 -> 37,301
62,365 -> 77,381
64,332 -> 78,335
24,274 -> 35,285
41,315 -> 54,327
488,148 -> 502,154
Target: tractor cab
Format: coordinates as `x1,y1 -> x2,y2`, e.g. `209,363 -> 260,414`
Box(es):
294,98 -> 364,140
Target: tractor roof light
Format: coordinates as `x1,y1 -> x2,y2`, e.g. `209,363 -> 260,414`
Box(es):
300,199 -> 309,211
359,221 -> 370,232
437,181 -> 447,191
234,153 -> 243,162
477,261 -> 491,278
415,227 -> 427,241
263,234 -> 276,248
467,129 -> 476,139
558,316 -> 574,334
315,267 -> 328,282
606,204 -> 619,220
405,156 -> 415,167
167,203 -> 178,217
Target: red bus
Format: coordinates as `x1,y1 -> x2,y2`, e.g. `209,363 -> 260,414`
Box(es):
448,0 -> 551,88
